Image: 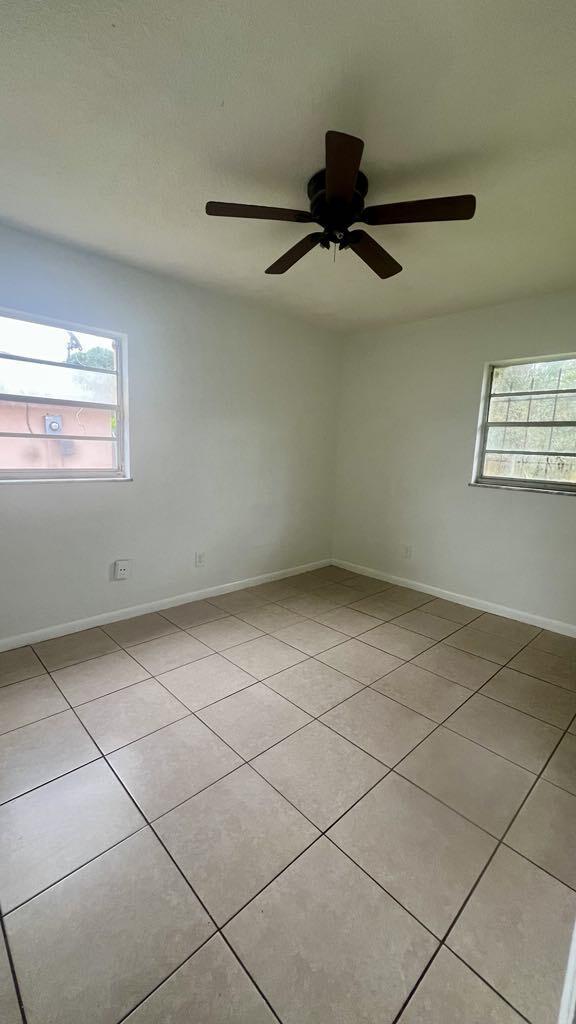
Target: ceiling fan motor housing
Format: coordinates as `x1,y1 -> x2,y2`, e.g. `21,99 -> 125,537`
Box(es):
307,168 -> 369,242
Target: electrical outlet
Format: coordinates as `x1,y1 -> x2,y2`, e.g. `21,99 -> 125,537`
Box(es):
401,544 -> 413,560
113,559 -> 132,581
194,551 -> 206,568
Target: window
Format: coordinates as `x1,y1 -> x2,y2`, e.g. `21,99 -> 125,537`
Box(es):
0,310 -> 129,481
473,355 -> 576,494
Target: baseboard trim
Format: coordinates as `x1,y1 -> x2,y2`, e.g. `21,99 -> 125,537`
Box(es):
333,558 -> 576,639
0,558 -> 331,653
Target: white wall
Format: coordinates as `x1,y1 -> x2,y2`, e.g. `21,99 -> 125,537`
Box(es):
333,291 -> 576,630
0,223 -> 340,645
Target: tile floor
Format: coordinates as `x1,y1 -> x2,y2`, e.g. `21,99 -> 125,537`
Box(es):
0,565 -> 575,1024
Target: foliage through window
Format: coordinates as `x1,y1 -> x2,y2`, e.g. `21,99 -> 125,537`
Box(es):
0,311 -> 128,481
473,355 -> 576,493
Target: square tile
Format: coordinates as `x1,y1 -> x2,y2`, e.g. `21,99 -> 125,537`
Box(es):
124,934 -> 276,1023
509,778 -> 576,889
0,676 -> 67,735
0,711 -> 99,805
310,606 -> 382,636
33,628 -> 119,671
348,595 -> 409,619
221,636 -> 307,680
309,583 -> 366,606
481,667 -> 576,728
330,774 -> 495,935
264,660 -> 362,716
245,580 -> 302,602
129,632 -> 212,675
306,565 -> 353,583
382,586 -> 432,609
197,683 -> 311,759
0,760 -> 144,912
0,646 -> 43,688
398,727 -> 535,836
398,946 -> 525,1023
0,927 -> 21,1024
75,679 -> 189,753
5,829 -> 213,1024
252,721 -> 386,829
188,616 -> 264,652
444,626 -> 525,665
109,715 -> 241,819
359,623 -> 436,659
278,593 -> 343,617
372,663 -> 471,723
159,600 -> 227,629
316,638 -> 403,684
472,613 -> 540,644
543,733 -> 576,795
156,765 -> 318,923
420,599 -> 481,625
272,620 -> 348,655
207,589 -> 269,613
448,846 -> 576,1024
445,694 -> 561,772
224,838 -> 437,1024
391,609 -> 461,640
508,647 -> 576,691
103,613 -> 178,647
236,604 -> 306,632
321,688 -> 435,765
531,630 -> 576,661
158,654 -> 255,712
51,651 -> 149,706
341,575 -> 391,594
412,645 -> 499,690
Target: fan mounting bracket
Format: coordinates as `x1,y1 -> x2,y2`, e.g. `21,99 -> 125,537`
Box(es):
307,169 -> 368,240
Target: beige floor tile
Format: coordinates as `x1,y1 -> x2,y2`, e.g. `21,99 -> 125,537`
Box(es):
221,636 -> 307,680
0,676 -> 67,735
445,694 -> 561,772
309,583 -> 366,606
103,613 -> 179,647
124,935 -> 276,1023
348,595 -> 414,619
509,647 -> 576,691
372,663 -> 471,723
0,760 -> 144,912
197,682 -> 310,759
330,774 -> 495,936
51,651 -> 149,706
278,593 -> 343,617
0,711 -> 99,805
156,765 -> 318,924
531,630 -> 576,661
159,600 -> 228,629
0,928 -> 22,1024
307,565 -> 353,583
341,575 -> 392,594
272,620 -> 348,655
398,728 -> 534,836
157,654 -> 255,712
398,947 -> 525,1023
252,721 -> 386,829
5,829 -> 213,1024
76,679 -> 189,753
33,628 -> 119,671
0,646 -> 44,688
445,626 -> 524,665
236,604 -> 306,632
310,606 -> 382,636
542,733 -> 576,795
288,572 -> 334,592
224,838 -> 437,1024
472,612 -> 540,644
412,644 -> 499,689
506,779 -> 576,889
245,579 -> 302,602
416,598 -> 481,625
316,638 -> 403,684
448,846 -> 576,1024
321,688 -> 435,765
129,632 -> 212,675
264,659 -> 362,716
207,589 -> 270,613
481,667 -> 576,728
391,609 -> 461,640
382,586 -> 433,609
188,616 -> 264,652
108,715 -> 241,819
359,622 -> 436,659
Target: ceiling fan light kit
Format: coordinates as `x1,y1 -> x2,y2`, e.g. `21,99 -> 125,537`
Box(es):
206,131 -> 476,278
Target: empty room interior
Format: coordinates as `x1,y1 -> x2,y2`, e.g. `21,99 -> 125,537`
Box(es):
1,2 -> 576,1023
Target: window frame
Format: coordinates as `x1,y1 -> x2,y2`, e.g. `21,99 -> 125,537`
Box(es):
0,307 -> 131,483
471,352 -> 576,496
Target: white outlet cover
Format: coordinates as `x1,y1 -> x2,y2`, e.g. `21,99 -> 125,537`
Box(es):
113,559 -> 132,580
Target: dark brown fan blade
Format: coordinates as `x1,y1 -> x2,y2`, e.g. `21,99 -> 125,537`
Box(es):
325,131 -> 365,203
206,202 -> 313,223
265,233 -> 324,275
362,194 -> 476,225
347,230 -> 402,279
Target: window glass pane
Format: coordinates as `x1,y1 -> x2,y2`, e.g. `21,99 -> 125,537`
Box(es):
0,315 -> 116,370
0,357 -> 117,404
488,393 -> 576,423
486,425 -> 576,454
482,452 -> 576,485
0,399 -> 117,438
492,359 -> 575,394
0,436 -> 118,472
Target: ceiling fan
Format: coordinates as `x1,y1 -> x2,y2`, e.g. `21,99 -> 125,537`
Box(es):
206,131 -> 476,278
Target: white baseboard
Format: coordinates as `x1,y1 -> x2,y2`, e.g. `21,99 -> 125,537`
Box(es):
333,558 -> 576,639
0,558 -> 331,653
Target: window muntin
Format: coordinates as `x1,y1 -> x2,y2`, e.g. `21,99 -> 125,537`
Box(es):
0,312 -> 128,481
474,356 -> 576,493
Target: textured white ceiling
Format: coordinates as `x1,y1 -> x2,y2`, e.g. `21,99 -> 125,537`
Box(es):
1,0 -> 575,331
